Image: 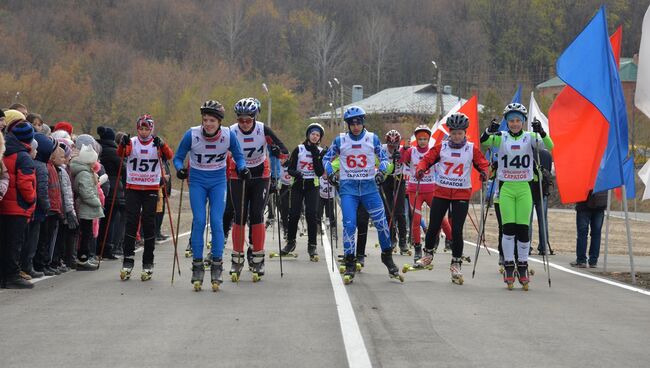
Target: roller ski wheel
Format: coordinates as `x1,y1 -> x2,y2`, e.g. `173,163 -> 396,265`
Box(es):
192,259 -> 205,292
203,254 -> 213,270
399,248 -> 412,256
269,251 -> 298,259
402,263 -> 433,273
206,241 -> 211,250
374,243 -> 380,249
342,255 -> 356,284
250,251 -> 265,282
184,243 -> 192,258
252,273 -> 262,282
343,274 -> 354,284
389,273 -> 405,282
517,261 -> 530,291
381,251 -> 403,282
498,266 -> 505,274
338,265 -> 346,274
120,258 -> 134,281
230,273 -> 240,282
310,255 -> 320,262
141,264 -> 154,281
210,260 -> 223,292
529,268 -> 536,276
193,281 -> 202,291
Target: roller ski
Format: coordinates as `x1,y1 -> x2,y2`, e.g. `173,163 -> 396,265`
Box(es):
206,241 -> 211,250
308,244 -> 319,262
269,240 -> 298,259
503,261 -> 516,290
413,244 -> 423,262
141,264 -> 154,281
120,257 -> 134,280
450,257 -> 463,285
230,251 -> 245,282
381,251 -> 404,282
516,261 -> 530,291
210,259 -> 223,291
250,251 -> 265,282
398,245 -> 412,256
342,254 -> 356,284
184,242 -> 192,258
402,248 -> 433,273
203,253 -> 212,270
191,259 -> 205,291
498,256 -> 505,274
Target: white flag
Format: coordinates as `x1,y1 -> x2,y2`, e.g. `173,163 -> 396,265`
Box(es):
428,100 -> 461,146
637,159 -> 650,200
635,6 -> 650,119
528,92 -> 550,133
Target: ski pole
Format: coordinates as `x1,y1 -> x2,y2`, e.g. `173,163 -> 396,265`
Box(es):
171,177 -> 184,284
534,133 -> 551,287
472,182 -> 486,278
97,148 -> 124,269
327,193 -> 335,272
408,180 -> 421,246
275,190 -> 284,277
237,177 -> 246,284
157,155 -> 181,278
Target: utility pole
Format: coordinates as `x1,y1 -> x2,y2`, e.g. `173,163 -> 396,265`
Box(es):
328,81 -> 335,129
262,83 -> 271,128
432,61 -> 443,120
334,78 -> 343,132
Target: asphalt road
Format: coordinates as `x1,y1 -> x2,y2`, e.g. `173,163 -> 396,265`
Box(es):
1,219 -> 648,368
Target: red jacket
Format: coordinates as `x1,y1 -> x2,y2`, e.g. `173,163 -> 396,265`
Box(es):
0,134 -> 36,217
416,141 -> 489,200
47,162 -> 63,215
117,137 -> 174,191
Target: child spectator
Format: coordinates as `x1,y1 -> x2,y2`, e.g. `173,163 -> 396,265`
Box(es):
54,139 -> 79,269
70,144 -> 104,270
0,122 -> 36,289
0,131 -> 8,200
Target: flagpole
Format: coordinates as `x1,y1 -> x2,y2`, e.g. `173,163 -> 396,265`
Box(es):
621,185 -> 636,283
603,190 -> 611,273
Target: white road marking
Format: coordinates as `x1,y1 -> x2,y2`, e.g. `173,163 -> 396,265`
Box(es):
322,225 -> 372,368
466,241 -> 650,296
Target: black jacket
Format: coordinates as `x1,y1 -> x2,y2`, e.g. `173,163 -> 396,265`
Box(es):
97,138 -> 125,206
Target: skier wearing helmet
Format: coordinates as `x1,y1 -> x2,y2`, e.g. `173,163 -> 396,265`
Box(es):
228,97 -> 288,282
382,130 -> 409,256
414,113 -> 490,284
481,103 -> 553,290
322,106 -> 403,284
173,100 -> 246,291
279,123 -> 326,261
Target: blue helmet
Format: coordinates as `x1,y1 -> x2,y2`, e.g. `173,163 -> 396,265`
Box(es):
234,98 -> 259,116
344,106 -> 366,123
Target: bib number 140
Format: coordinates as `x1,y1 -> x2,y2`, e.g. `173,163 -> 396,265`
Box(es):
501,154 -> 530,169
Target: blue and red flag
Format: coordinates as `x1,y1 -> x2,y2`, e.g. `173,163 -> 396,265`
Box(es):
549,7 -> 631,203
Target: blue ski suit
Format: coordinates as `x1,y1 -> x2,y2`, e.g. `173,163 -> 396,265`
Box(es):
323,129 -> 391,256
174,126 -> 245,260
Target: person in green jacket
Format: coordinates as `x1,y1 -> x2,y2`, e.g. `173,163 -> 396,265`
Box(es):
481,103 -> 553,290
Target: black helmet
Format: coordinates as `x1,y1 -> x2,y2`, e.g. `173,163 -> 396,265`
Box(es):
446,113 -> 470,130
200,100 -> 225,120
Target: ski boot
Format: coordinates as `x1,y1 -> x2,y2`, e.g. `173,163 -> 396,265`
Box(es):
230,251 -> 245,282
432,236 -> 440,253
204,253 -> 212,270
402,248 -> 433,273
308,244 -> 319,262
516,261 -> 530,291
503,261 -> 516,290
251,251 -> 265,282
247,247 -> 254,271
356,254 -> 365,272
444,238 -> 452,252
141,263 -> 154,281
450,257 -> 463,285
210,259 -> 223,291
184,242 -> 192,258
398,236 -> 411,256
413,244 -> 422,262
381,251 -> 404,282
120,257 -> 134,280
342,254 -> 356,285
270,239 -> 298,258
192,259 -> 205,291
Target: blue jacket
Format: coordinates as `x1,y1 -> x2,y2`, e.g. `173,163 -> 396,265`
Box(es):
323,129 -> 388,196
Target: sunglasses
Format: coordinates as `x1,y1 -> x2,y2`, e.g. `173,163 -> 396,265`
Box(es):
237,115 -> 254,123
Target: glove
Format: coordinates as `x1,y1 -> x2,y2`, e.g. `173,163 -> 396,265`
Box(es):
270,145 -> 281,157
487,119 -> 500,134
328,172 -> 339,187
391,150 -> 401,161
415,169 -> 425,181
374,171 -> 385,185
531,119 -> 546,137
120,134 -> 131,147
98,174 -> 109,186
176,168 -> 188,180
238,167 -> 251,180
153,136 -> 164,148
479,170 -> 488,182
66,212 -> 79,230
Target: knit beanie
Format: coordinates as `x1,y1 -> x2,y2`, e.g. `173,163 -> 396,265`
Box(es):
11,121 -> 34,144
97,126 -> 116,141
77,144 -> 98,164
4,110 -> 26,131
53,121 -> 74,136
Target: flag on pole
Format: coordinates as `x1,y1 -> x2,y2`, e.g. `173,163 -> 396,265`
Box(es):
528,92 -> 549,133
637,159 -> 650,200
458,96 -> 481,193
635,6 -> 650,119
430,100 -> 462,144
549,7 -> 627,203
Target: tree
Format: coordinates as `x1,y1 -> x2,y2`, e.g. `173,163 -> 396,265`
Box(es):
362,10 -> 394,92
213,0 -> 246,64
306,17 -> 347,97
